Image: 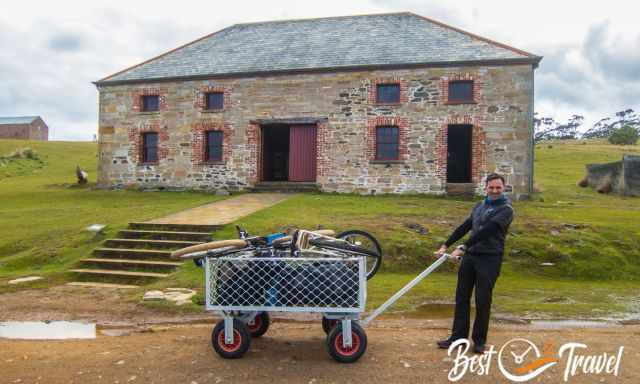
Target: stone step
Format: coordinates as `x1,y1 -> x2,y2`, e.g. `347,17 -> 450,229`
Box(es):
93,247 -> 173,260
128,222 -> 221,233
118,229 -> 213,242
251,182 -> 319,193
70,269 -> 169,278
104,238 -> 203,250
79,258 -> 182,270
446,183 -> 476,197
66,282 -> 139,289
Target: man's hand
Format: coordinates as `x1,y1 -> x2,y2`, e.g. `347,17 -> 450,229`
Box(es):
451,247 -> 464,259
434,244 -> 447,257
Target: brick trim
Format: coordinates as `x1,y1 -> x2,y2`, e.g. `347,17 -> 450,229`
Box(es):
316,121 -> 329,177
191,120 -> 233,165
194,85 -> 232,111
440,73 -> 481,104
247,123 -> 261,183
131,87 -> 168,112
128,120 -> 168,165
367,116 -> 408,162
435,116 -> 487,183
368,77 -> 409,105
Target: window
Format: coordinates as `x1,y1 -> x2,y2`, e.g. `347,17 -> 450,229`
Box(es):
205,92 -> 224,110
376,84 -> 400,104
448,80 -> 474,103
141,95 -> 159,112
375,126 -> 399,160
206,130 -> 223,162
142,132 -> 158,163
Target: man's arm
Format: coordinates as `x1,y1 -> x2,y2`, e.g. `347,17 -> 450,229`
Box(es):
463,206 -> 514,248
443,215 -> 473,248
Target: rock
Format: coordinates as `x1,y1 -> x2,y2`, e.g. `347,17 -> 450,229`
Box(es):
215,189 -> 230,196
404,223 -> 429,235
115,360 -> 125,365
8,276 -> 43,285
142,291 -> 165,301
540,262 -> 555,266
550,230 -> 560,236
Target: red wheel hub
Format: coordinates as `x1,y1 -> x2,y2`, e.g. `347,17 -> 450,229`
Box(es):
334,332 -> 361,356
217,329 -> 242,352
248,316 -> 262,332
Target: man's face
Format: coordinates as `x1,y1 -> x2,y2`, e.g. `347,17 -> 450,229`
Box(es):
485,178 -> 504,200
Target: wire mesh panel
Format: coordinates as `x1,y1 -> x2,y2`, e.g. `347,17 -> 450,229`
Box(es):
205,257 -> 366,313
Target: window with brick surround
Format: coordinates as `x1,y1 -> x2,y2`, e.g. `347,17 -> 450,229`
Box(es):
141,95 -> 159,112
206,130 -> 223,162
376,126 -> 399,160
142,132 -> 158,163
205,92 -> 224,110
376,84 -> 400,104
448,80 -> 474,103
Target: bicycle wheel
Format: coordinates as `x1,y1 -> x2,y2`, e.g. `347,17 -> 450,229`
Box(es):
336,230 -> 383,280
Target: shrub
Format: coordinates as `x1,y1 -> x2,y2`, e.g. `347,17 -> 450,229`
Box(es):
608,125 -> 639,145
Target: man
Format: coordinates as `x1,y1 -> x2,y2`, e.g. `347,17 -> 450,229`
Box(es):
435,173 -> 514,354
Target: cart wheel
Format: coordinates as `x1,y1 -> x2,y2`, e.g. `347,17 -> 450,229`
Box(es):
322,317 -> 339,334
327,322 -> 367,363
211,319 -> 251,359
336,230 -> 383,280
247,312 -> 270,338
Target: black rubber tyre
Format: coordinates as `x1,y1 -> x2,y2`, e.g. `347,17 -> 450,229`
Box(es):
211,319 -> 251,359
322,316 -> 339,334
337,230 -> 383,280
247,312 -> 270,338
326,322 -> 368,363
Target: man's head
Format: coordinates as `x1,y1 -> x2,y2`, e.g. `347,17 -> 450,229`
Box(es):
485,173 -> 505,200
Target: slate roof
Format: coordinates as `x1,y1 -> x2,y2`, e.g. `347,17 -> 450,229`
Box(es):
97,12 -> 540,85
0,116 -> 40,125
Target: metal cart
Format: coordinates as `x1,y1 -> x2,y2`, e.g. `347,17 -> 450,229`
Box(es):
204,252 -> 455,363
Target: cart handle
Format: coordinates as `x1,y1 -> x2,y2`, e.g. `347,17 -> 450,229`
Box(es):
361,253 -> 459,327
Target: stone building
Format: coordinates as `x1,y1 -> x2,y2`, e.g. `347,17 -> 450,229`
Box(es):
0,116 -> 49,141
94,12 -> 541,196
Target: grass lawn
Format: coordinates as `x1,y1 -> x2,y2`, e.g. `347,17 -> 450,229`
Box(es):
151,139 -> 640,319
0,139 -> 224,288
2,138 -> 639,319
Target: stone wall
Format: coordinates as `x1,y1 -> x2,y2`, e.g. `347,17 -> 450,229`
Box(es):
97,64 -> 534,195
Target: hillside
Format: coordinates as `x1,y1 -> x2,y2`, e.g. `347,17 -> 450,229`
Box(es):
0,139 -> 222,282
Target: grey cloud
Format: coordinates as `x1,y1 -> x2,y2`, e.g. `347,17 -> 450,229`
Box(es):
583,22 -> 640,82
48,32 -> 84,52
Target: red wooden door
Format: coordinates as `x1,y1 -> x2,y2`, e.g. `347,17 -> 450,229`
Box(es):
288,125 -> 317,182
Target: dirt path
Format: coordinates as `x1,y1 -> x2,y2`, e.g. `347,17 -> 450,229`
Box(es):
1,287 -> 639,383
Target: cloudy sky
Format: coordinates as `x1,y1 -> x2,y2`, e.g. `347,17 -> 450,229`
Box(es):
1,0 -> 638,140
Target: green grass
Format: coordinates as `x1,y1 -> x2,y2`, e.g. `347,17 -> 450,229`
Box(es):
2,138 -> 639,318
151,139 -> 640,318
0,139 -> 224,287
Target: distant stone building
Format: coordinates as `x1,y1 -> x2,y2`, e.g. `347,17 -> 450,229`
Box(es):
0,116 -> 49,141
94,12 -> 541,196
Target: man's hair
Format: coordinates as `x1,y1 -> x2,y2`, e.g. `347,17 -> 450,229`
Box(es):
485,173 -> 505,185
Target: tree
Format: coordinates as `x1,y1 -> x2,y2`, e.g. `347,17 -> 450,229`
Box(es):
534,114 -> 582,142
608,124 -> 639,145
583,109 -> 640,139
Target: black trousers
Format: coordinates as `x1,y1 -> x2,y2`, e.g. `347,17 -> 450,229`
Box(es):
450,254 -> 502,345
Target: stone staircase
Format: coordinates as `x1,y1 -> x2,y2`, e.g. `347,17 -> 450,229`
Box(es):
68,222 -> 219,289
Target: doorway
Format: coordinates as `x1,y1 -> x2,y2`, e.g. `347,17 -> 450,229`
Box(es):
261,124 -> 317,182
446,124 -> 472,183
261,124 -> 290,181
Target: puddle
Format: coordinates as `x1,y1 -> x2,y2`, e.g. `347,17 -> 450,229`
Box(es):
528,320 -> 620,329
0,321 -> 96,340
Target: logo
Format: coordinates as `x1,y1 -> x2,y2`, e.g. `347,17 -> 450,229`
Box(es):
447,338 -> 624,382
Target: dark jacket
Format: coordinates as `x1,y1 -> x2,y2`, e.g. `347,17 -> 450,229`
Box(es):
444,196 -> 514,256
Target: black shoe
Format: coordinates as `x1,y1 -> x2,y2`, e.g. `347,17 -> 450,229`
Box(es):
473,343 -> 485,354
437,338 -> 454,349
